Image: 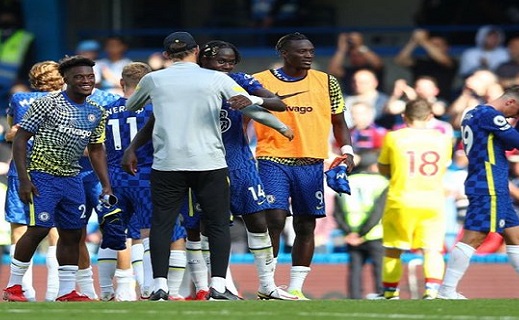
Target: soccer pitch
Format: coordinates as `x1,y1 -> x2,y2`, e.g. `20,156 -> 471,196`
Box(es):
2,300 -> 519,320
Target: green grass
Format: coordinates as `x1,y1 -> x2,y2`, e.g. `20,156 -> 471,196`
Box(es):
2,300 -> 519,320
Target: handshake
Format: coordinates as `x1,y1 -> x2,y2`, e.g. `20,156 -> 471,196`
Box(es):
96,194 -> 127,250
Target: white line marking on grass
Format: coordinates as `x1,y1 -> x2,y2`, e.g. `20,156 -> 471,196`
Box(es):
4,308 -> 519,320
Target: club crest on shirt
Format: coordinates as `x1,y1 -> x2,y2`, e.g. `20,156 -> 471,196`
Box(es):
38,212 -> 50,222
220,109 -> 231,133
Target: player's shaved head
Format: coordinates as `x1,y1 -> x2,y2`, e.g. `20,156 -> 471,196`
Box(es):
502,85 -> 519,100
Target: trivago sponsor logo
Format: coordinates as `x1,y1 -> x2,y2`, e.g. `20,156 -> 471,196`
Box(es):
57,125 -> 92,138
286,105 -> 313,114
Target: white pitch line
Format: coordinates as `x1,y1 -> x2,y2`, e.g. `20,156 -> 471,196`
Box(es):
3,308 -> 519,320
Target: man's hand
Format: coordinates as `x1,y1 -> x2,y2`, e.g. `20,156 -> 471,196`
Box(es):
121,148 -> 138,176
18,179 -> 38,204
5,124 -> 19,142
228,95 -> 253,110
330,154 -> 354,172
281,127 -> 294,141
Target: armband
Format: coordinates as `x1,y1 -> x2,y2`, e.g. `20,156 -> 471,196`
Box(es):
249,95 -> 264,106
340,145 -> 354,156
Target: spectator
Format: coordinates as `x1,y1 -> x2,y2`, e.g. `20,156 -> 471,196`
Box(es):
458,25 -> 509,79
95,36 -> 132,95
75,39 -> 100,61
333,150 -> 387,299
343,69 -> 389,129
348,101 -> 387,153
495,36 -> 519,89
328,32 -> 385,95
447,70 -> 503,131
147,52 -> 167,71
0,8 -> 35,111
394,29 -> 457,102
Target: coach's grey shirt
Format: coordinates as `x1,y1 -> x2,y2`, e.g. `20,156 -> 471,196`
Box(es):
126,61 -> 286,171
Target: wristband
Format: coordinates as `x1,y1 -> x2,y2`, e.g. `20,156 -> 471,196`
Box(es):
340,145 -> 354,156
249,95 -> 264,106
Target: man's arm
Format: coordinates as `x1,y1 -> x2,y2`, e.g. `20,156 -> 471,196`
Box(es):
358,188 -> 387,237
377,163 -> 390,178
394,33 -> 417,67
251,87 -> 287,112
88,143 -> 113,197
330,112 -> 354,171
12,128 -> 37,203
239,103 -> 293,141
121,114 -> 154,175
333,196 -> 352,234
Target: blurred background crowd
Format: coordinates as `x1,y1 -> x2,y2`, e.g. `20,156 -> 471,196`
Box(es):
2,0 -> 519,265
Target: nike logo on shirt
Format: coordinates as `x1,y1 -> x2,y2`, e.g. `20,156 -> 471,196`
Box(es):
276,91 -> 308,100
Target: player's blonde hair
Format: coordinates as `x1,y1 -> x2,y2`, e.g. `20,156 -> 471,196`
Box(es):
29,61 -> 64,92
404,99 -> 432,121
122,62 -> 152,88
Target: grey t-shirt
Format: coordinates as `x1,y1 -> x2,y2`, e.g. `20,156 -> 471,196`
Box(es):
126,62 -> 254,171
126,61 -> 264,171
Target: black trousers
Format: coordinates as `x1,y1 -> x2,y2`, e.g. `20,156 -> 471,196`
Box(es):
347,239 -> 384,299
149,168 -> 231,279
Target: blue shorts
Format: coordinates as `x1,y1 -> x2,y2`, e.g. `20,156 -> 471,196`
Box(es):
180,190 -> 203,230
229,160 -> 271,216
127,209 -> 141,240
115,186 -> 153,231
81,172 -> 102,221
465,195 -> 519,233
258,159 -> 325,217
5,176 -> 27,224
28,171 -> 87,229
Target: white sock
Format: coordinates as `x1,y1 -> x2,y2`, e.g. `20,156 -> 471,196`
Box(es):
201,235 -> 211,275
58,265 -> 79,297
440,242 -> 475,293
210,276 -> 226,293
153,277 -> 168,293
273,257 -> 278,274
179,267 -> 194,298
45,246 -> 59,301
97,248 -> 117,298
7,257 -> 29,288
506,245 -> 519,274
76,266 -> 98,299
142,238 -> 153,297
225,265 -> 239,295
11,245 -> 36,300
186,240 -> 209,292
288,266 -> 311,292
131,243 -> 144,292
248,231 -> 276,293
115,268 -> 137,301
168,250 -> 186,298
